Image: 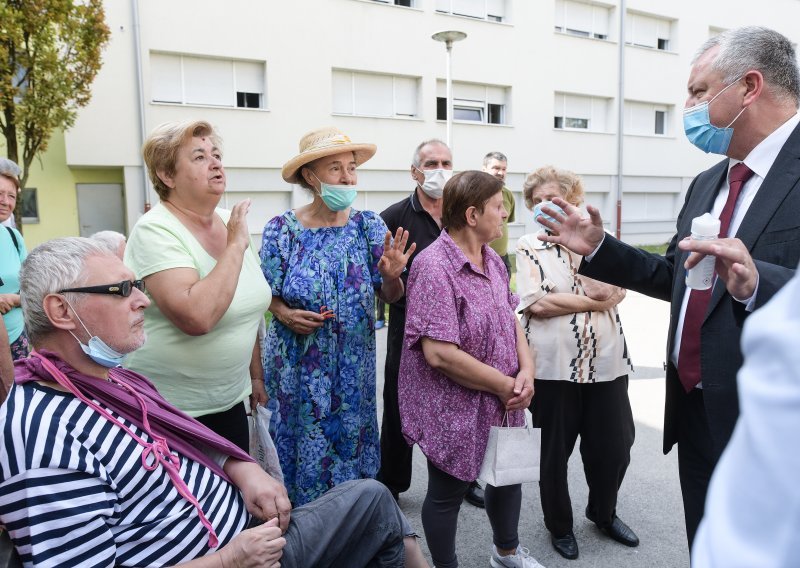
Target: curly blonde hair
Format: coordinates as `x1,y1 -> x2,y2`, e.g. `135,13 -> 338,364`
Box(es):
522,166 -> 584,210
143,120 -> 222,200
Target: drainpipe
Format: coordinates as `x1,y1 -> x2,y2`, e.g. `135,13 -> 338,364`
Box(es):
132,0 -> 151,212
615,0 -> 626,239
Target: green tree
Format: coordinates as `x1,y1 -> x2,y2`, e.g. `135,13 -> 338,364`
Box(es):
0,0 -> 110,232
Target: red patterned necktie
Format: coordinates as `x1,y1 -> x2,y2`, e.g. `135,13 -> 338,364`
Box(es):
677,163 -> 754,392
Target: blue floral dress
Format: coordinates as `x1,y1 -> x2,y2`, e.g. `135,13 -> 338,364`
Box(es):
260,209 -> 386,505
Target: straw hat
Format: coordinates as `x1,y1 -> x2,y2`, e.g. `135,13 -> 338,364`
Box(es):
281,126 -> 377,184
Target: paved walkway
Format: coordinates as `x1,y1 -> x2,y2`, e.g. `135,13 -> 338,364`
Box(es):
375,291 -> 690,567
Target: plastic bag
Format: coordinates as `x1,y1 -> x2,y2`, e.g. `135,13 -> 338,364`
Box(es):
249,404 -> 284,484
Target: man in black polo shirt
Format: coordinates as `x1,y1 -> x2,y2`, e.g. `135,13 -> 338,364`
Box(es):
378,139 -> 484,508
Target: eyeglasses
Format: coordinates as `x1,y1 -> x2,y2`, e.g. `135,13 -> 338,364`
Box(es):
59,280 -> 146,298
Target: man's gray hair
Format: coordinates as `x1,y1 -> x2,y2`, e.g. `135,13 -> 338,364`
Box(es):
20,237 -> 110,342
695,26 -> 800,106
483,151 -> 507,167
90,230 -> 127,255
412,139 -> 450,168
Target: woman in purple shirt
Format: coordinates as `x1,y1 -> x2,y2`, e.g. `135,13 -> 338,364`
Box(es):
399,171 -> 543,568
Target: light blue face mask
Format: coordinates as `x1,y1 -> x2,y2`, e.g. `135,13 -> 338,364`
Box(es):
533,200 -> 565,229
65,299 -> 128,368
683,77 -> 747,155
310,171 -> 357,212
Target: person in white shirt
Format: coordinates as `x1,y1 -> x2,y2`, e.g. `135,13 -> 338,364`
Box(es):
692,263 -> 800,567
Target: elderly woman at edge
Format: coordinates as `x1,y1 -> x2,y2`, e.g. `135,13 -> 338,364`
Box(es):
124,120 -> 269,452
516,166 -> 636,561
260,126 -> 414,506
0,158 -> 29,365
399,171 -> 544,568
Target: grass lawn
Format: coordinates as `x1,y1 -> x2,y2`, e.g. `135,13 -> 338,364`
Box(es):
638,243 -> 669,255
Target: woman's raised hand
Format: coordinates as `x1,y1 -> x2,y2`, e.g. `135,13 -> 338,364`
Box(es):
378,227 -> 416,281
227,199 -> 253,251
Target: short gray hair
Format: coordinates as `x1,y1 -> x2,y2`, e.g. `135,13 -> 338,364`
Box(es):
412,139 -> 449,168
695,26 -> 800,106
20,237 -> 111,342
483,151 -> 507,167
90,230 -> 127,254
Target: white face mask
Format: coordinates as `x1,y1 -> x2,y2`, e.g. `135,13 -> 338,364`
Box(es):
415,167 -> 453,200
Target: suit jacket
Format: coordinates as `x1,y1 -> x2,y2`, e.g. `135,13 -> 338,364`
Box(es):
581,122 -> 800,461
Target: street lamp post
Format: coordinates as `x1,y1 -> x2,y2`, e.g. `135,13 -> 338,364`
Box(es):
432,30 -> 467,148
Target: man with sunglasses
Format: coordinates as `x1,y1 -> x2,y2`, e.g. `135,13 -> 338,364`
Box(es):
0,237 -> 429,568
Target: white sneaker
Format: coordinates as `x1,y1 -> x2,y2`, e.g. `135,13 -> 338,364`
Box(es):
490,545 -> 546,568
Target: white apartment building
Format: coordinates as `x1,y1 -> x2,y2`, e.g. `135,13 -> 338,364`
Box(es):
30,0 -> 800,248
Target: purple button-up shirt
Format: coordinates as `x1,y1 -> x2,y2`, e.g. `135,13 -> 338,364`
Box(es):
399,230 -> 524,481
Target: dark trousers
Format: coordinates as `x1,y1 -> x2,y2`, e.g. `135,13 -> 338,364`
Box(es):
530,376 -> 635,536
422,460 -> 521,568
676,387 -> 716,550
376,298 -> 386,322
377,307 -> 413,494
195,401 -> 250,454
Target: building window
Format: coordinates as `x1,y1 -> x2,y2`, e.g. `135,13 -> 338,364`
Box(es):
435,0 -> 507,22
151,53 -> 266,108
655,110 -> 666,135
436,81 -> 508,125
332,70 -> 419,118
554,0 -> 611,40
554,93 -> 610,132
626,12 -> 673,51
625,101 -> 671,136
21,187 -> 39,223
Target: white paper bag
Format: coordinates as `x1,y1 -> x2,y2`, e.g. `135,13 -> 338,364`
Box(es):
249,404 -> 284,484
479,415 -> 540,487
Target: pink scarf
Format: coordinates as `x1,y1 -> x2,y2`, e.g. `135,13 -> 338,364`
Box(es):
15,350 -> 256,547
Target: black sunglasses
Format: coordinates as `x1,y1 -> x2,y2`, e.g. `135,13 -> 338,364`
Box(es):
59,279 -> 146,298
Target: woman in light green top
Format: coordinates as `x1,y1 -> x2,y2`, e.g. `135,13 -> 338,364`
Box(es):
125,120 -> 270,452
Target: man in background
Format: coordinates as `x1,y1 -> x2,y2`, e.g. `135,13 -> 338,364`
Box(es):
379,139 -> 488,508
483,151 -> 516,280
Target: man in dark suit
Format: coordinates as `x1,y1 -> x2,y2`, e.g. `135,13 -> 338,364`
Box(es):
536,26 -> 800,551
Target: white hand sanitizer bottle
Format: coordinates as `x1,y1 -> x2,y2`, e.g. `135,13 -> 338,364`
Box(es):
686,212 -> 720,290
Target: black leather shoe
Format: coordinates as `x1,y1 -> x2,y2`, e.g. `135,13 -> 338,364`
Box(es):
595,516 -> 639,547
551,531 -> 579,559
464,481 -> 485,508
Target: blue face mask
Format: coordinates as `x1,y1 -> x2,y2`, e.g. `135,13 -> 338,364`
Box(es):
683,78 -> 746,155
65,299 -> 128,368
310,171 -> 357,212
533,200 -> 565,229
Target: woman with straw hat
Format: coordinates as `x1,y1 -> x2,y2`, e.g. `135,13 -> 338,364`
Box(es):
260,126 -> 414,505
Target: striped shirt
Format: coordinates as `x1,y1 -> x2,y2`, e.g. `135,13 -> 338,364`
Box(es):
0,382 -> 249,567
